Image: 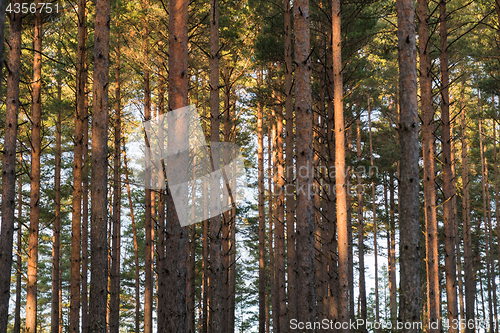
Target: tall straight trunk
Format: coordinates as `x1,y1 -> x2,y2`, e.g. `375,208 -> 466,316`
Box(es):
15,160 -> 23,333
123,141 -> 141,333
368,98 -> 379,325
452,119 -> 464,326
460,83 -> 475,333
293,0 -> 317,323
186,225 -> 196,333
52,77 -> 62,333
209,0 -> 223,330
71,0 -> 88,327
326,20 -> 339,323
141,0 -> 153,331
82,66 -> 90,333
314,109 -> 323,319
389,175 -> 397,327
332,0 -> 348,328
439,2 -> 458,330
417,0 -> 439,329
157,64 -> 167,333
257,69 -> 266,333
294,0 -> 316,319
269,106 -> 278,331
356,115 -> 367,327
26,5 -> 43,331
90,0 -> 111,330
485,156 -> 495,331
202,78 -> 209,333
396,0 -> 421,330
479,120 -> 490,330
163,0 -> 189,331
346,128 -> 355,323
494,120 -> 500,333
284,0 -> 296,322
275,68 -> 286,333
222,71 -> 232,333
0,1 -> 21,330
109,38 -> 122,333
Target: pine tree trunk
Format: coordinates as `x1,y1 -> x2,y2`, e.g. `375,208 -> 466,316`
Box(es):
141,0 -> 153,331
484,156 -> 494,331
356,115 -> 367,328
396,0 -> 421,330
494,121 -> 500,333
123,141 -> 141,333
82,63 -> 90,333
257,69 -> 266,333
109,38 -> 122,333
209,0 -> 223,330
269,110 -> 278,331
15,162 -> 22,333
71,0 -> 88,326
163,0 -> 189,330
284,0 -> 296,322
295,0 -> 317,323
417,0 -> 440,329
332,0 -> 348,328
389,175 -> 397,327
52,76 -> 62,333
460,84 -> 475,333
439,2 -> 458,330
1,1 -> 21,330
26,4 -> 43,331
368,98 -> 380,326
275,67 -> 286,333
89,0 -> 111,330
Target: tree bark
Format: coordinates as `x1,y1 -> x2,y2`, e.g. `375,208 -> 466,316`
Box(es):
396,0 -> 421,330
417,0 -> 440,330
257,69 -> 266,333
89,0 -> 111,330
439,2 -> 458,331
26,4 -> 43,331
332,0 -> 348,329
123,141 -> 141,333
368,97 -> 380,327
356,114 -> 367,328
460,83 -> 475,333
82,49 -> 90,333
209,0 -> 223,330
15,157 -> 23,333
0,1 -> 21,330
284,0 -> 296,323
162,0 -> 189,331
109,36 -> 122,333
52,70 -> 62,333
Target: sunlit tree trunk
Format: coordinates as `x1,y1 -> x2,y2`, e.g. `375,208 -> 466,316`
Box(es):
332,0 -> 348,329
209,0 -> 223,330
417,0 -> 439,329
389,174 -> 397,328
162,0 -> 189,330
257,68 -> 266,333
275,65 -> 286,333
284,0 -> 296,322
396,0 -> 421,330
89,0 -> 111,330
439,2 -> 458,331
1,1 -> 21,331
26,4 -> 43,331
